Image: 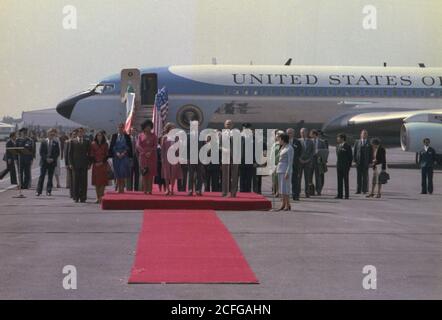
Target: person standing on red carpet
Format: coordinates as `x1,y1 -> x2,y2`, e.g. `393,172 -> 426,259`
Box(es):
109,123 -> 133,194
90,131 -> 109,203
136,120 -> 158,195
161,122 -> 182,196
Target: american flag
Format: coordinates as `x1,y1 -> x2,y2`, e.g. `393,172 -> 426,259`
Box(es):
152,86 -> 168,137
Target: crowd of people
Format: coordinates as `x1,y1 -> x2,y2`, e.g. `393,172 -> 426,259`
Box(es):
0,120 -> 439,209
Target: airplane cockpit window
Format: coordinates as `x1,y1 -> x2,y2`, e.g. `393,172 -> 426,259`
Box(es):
94,84 -> 115,94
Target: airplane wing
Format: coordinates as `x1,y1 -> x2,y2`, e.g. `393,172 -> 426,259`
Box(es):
322,108 -> 442,148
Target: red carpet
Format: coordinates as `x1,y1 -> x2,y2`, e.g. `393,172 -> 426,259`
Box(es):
101,191 -> 271,211
128,210 -> 259,284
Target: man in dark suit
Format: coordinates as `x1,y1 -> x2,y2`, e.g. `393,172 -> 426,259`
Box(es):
353,129 -> 372,194
128,127 -> 140,191
310,129 -> 328,196
36,129 -> 60,196
64,130 -> 77,198
419,138 -> 437,195
68,127 -> 91,202
0,132 -> 18,185
298,128 -> 314,198
16,128 -> 34,189
335,133 -> 353,199
287,128 -> 302,200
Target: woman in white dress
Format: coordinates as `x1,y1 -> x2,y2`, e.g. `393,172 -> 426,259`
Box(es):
275,133 -> 294,211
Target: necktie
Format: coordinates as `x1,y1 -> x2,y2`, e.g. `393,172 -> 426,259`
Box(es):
48,139 -> 52,156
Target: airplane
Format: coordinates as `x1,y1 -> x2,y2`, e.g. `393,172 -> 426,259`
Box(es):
56,63 -> 442,161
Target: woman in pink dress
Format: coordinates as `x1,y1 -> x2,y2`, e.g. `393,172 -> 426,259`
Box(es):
136,120 -> 157,194
161,122 -> 182,195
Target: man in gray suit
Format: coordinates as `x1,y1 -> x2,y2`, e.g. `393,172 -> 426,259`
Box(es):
298,128 -> 314,198
310,129 -> 328,196
353,129 -> 372,194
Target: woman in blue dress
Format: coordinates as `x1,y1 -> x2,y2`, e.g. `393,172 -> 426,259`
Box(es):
109,123 -> 133,193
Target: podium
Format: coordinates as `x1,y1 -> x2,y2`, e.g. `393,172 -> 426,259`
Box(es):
6,147 -> 32,198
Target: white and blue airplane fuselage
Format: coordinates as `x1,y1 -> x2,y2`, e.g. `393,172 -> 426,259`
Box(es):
56,65 -> 442,151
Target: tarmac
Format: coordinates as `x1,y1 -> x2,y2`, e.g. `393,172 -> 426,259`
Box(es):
0,141 -> 441,299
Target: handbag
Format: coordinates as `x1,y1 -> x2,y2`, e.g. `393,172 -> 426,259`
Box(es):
378,170 -> 390,184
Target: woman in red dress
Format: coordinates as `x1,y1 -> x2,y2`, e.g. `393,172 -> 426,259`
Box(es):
90,131 -> 109,203
136,120 -> 158,194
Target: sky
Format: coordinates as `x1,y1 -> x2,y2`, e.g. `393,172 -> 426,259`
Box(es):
0,0 -> 441,118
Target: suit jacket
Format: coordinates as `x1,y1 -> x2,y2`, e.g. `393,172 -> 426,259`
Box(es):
336,142 -> 353,170
372,146 -> 387,171
109,133 -> 133,159
64,140 -> 71,166
299,138 -> 314,163
419,146 -> 436,168
276,144 -> 294,175
290,138 -> 302,168
353,139 -> 372,167
39,139 -> 60,167
3,139 -> 17,162
69,138 -> 91,169
16,137 -> 34,163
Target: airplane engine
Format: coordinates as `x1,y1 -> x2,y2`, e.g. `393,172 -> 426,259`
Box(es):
400,122 -> 442,153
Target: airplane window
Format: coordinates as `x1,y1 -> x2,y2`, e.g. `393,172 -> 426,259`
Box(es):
328,88 -> 334,96
299,88 -> 305,96
233,89 -> 240,95
244,89 -> 249,95
253,89 -> 259,95
94,84 -> 115,94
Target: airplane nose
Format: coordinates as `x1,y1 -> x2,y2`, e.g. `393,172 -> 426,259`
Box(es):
56,90 -> 97,119
56,98 -> 76,119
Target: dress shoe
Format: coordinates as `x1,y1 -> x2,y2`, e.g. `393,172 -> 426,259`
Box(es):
46,192 -> 52,196
35,192 -> 41,196
334,196 -> 343,199
355,191 -> 361,194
